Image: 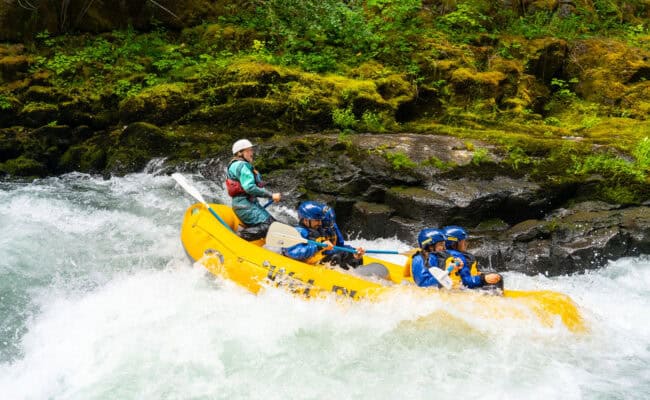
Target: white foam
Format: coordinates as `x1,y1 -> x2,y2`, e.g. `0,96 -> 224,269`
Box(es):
1,174 -> 649,399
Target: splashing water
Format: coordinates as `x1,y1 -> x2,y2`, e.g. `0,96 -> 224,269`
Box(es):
0,172 -> 648,399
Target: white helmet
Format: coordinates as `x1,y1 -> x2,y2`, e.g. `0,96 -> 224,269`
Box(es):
232,139 -> 254,154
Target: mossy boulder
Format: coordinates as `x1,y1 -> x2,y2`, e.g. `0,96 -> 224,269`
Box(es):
105,122 -> 175,174
223,60 -> 290,85
118,83 -> 196,124
565,39 -> 650,108
187,98 -> 288,130
376,74 -> 416,107
18,102 -> 59,127
621,82 -> 650,119
24,86 -> 71,103
203,82 -> 271,105
0,156 -> 46,177
117,122 -> 173,153
0,54 -> 33,82
450,68 -> 508,102
0,128 -> 22,161
58,136 -> 108,173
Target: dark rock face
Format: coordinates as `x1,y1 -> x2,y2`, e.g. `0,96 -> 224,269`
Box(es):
469,205 -> 650,275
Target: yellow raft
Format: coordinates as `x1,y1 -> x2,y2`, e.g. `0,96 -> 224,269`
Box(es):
180,203 -> 586,333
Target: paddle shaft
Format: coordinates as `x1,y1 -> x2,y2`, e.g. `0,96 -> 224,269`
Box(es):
172,173 -> 235,233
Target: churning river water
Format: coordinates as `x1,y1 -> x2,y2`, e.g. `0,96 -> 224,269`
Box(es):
1,171 -> 648,400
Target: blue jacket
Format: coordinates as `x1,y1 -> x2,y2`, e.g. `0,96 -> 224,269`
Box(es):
283,226 -> 324,263
411,252 -> 444,288
227,159 -> 272,225
447,249 -> 485,288
283,223 -> 355,264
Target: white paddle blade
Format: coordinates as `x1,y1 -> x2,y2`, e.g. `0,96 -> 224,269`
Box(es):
266,222 -> 308,248
429,267 -> 452,289
172,173 -> 207,205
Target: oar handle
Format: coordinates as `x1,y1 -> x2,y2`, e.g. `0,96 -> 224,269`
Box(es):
308,240 -> 399,255
307,239 -> 357,254
365,249 -> 400,255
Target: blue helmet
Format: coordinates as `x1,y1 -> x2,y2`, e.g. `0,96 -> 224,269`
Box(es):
297,201 -> 326,221
417,228 -> 446,249
443,225 -> 467,249
322,207 -> 335,227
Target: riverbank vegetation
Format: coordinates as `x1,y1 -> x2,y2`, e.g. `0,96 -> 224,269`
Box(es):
0,0 -> 649,203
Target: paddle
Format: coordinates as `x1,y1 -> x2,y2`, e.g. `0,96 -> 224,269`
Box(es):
429,266 -> 453,289
172,173 -> 235,233
266,222 -> 401,255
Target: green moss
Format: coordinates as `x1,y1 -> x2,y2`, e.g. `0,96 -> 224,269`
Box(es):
633,136 -> 650,170
421,156 -> 453,171
0,156 -> 45,177
58,141 -> 107,172
199,23 -> 260,52
384,151 -> 417,171
355,201 -> 392,214
598,185 -> 640,205
387,186 -> 440,200
118,83 -> 195,124
450,68 -> 507,99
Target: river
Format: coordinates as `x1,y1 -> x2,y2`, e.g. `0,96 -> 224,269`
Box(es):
1,171 -> 648,399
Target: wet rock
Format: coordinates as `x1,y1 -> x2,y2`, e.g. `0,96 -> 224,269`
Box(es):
385,186 -> 453,223
470,205 -> 650,276
347,201 -> 395,238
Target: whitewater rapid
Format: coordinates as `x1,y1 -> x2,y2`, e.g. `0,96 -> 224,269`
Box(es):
1,172 -> 648,399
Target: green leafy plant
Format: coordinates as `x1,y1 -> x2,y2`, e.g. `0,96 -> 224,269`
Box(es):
471,148 -> 489,165
551,78 -> 579,102
506,146 -> 532,171
580,115 -> 601,129
544,117 -> 561,126
437,3 -> 488,35
114,80 -> 142,99
421,156 -> 453,171
332,107 -> 357,129
385,151 -> 417,170
572,153 -> 646,183
361,111 -> 385,132
0,94 -> 12,110
633,137 -> 650,171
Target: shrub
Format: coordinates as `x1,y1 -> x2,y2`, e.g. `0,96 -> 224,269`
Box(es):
332,107 -> 357,129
